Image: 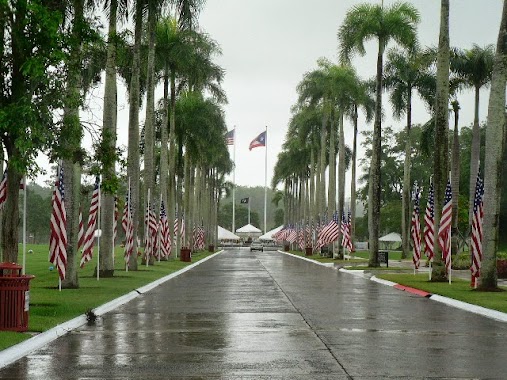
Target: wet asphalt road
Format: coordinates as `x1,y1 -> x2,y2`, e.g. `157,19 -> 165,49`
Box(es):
2,249 -> 507,379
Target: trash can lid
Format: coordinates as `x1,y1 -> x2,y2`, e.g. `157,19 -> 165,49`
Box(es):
0,262 -> 22,270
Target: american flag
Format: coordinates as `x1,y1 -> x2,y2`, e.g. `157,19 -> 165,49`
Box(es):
174,210 -> 179,237
411,186 -> 422,270
286,224 -> 297,243
180,212 -> 186,246
159,200 -> 171,257
424,181 -> 435,261
341,211 -> 353,253
225,129 -> 235,145
49,164 -> 67,281
0,170 -> 7,210
77,205 -> 84,251
316,212 -> 340,249
438,180 -> 453,275
122,188 -> 134,266
113,196 -> 118,246
145,202 -> 158,260
470,170 -> 485,284
80,177 -> 100,268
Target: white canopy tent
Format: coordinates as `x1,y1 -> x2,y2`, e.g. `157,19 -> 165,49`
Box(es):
379,232 -> 402,250
218,226 -> 240,241
236,223 -> 262,240
259,225 -> 283,241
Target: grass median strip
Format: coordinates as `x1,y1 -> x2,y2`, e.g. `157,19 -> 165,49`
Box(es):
0,244 -> 215,351
378,273 -> 507,313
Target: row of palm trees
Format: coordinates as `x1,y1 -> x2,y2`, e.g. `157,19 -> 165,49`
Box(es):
273,1 -> 507,289
1,1 -> 233,288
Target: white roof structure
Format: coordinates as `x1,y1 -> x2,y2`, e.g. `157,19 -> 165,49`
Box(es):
236,224 -> 262,233
379,232 -> 402,242
218,226 -> 240,240
259,225 -> 283,241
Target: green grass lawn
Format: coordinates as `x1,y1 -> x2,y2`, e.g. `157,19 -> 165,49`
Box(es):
0,244 -> 214,351
378,273 -> 507,313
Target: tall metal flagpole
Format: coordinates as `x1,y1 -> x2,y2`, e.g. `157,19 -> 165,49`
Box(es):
232,126 -> 236,233
22,176 -> 26,275
264,126 -> 268,234
96,177 -> 101,281
248,200 -> 251,225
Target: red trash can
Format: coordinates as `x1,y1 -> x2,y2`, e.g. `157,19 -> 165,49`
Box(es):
0,262 -> 35,332
180,247 -> 191,262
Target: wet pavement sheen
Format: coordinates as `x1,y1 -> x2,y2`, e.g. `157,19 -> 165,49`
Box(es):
1,249 -> 507,379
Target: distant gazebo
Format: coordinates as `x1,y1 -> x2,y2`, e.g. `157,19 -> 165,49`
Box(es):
236,223 -> 262,241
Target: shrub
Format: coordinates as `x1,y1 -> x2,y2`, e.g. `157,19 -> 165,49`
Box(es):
497,259 -> 507,278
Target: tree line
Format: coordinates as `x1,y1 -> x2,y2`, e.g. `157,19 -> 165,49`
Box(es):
1,0 -> 233,288
273,1 -> 507,289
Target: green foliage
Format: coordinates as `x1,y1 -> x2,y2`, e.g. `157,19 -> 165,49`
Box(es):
218,203 -> 260,232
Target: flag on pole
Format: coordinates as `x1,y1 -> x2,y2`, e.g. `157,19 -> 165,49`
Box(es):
411,186 -> 422,270
423,181 -> 435,261
174,210 -> 179,237
113,196 -> 118,246
341,211 -> 353,253
438,180 -> 453,275
49,164 -> 67,281
470,170 -> 485,285
240,197 -> 249,204
225,129 -> 235,145
80,177 -> 100,268
159,200 -> 170,257
0,170 -> 7,210
249,131 -> 266,151
77,205 -> 84,251
316,212 -> 340,249
180,212 -> 186,246
122,188 -> 134,266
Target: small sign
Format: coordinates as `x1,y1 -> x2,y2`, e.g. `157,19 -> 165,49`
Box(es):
24,291 -> 30,311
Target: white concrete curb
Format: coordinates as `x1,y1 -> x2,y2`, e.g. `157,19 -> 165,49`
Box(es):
370,275 -> 397,287
0,250 -> 223,369
338,267 -> 365,277
429,294 -> 507,323
277,250 -> 334,268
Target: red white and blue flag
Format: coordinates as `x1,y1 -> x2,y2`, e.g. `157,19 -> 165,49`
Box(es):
49,164 -> 67,281
249,131 -> 266,151
411,186 -> 422,270
341,211 -> 353,253
159,200 -> 171,257
470,170 -> 485,286
122,188 -> 134,266
225,129 -> 235,145
438,180 -> 453,276
316,212 -> 340,249
80,177 -> 100,268
424,181 -> 435,261
0,170 -> 7,210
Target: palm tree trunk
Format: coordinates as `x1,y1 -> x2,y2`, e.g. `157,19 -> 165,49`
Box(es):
401,90 -> 412,260
337,111 -> 346,260
468,86 -> 481,229
320,113 -> 328,218
98,0 -> 118,277
144,3 -> 157,198
328,110 -> 336,216
310,145 -> 315,219
350,105 -> 358,248
451,101 -> 460,256
127,1 -> 143,271
432,0 -> 451,281
160,69 -> 169,209
61,0 -> 85,287
369,41 -> 384,267
168,69 -> 177,255
480,0 -> 507,290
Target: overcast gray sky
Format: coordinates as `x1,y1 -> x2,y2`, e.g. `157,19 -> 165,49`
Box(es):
35,1 -> 503,192
196,0 -> 503,192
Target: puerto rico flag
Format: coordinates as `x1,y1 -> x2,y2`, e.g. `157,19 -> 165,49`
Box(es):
249,131 -> 266,151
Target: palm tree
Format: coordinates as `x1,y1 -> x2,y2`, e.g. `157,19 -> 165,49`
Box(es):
97,0 -> 129,277
452,44 -> 494,229
384,47 -> 435,259
126,0 -> 143,271
480,0 -> 507,290
432,0 -> 451,281
339,2 -> 420,266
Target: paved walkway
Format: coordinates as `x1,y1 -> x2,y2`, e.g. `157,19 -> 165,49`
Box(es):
2,249 -> 507,379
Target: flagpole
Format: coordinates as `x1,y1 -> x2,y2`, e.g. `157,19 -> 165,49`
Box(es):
147,188 -> 150,267
22,176 -> 26,275
97,178 -> 101,281
248,200 -> 251,225
159,193 -> 162,262
264,125 -> 267,234
232,126 -> 236,234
